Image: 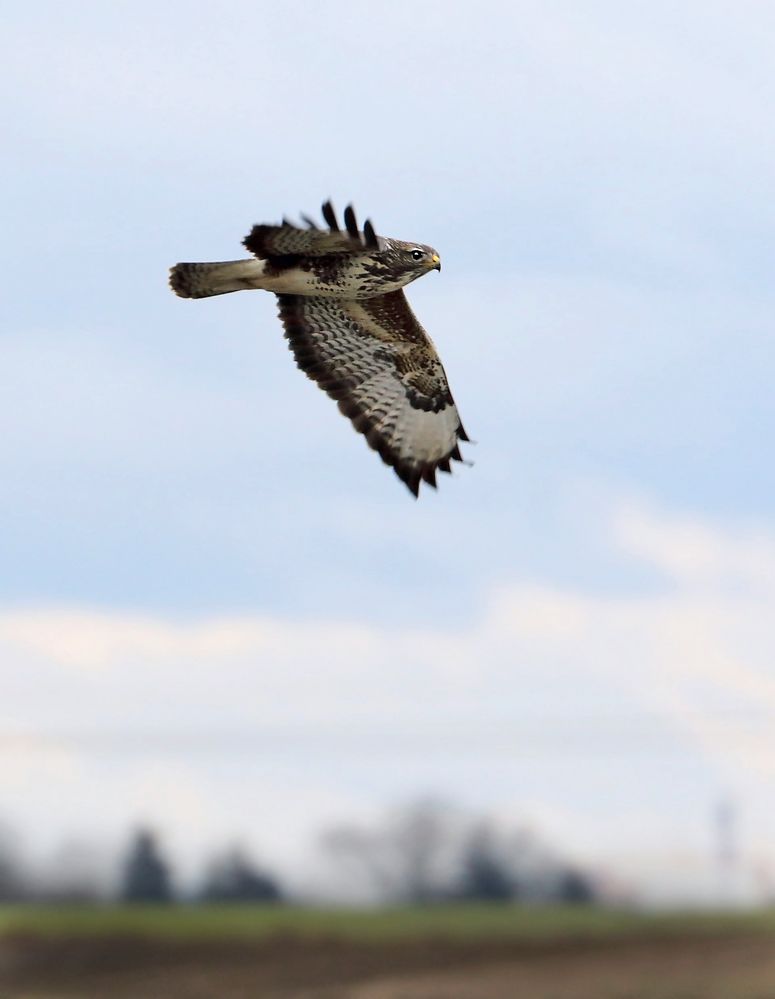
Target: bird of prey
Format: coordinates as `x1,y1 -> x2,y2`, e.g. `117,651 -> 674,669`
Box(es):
169,201 -> 469,496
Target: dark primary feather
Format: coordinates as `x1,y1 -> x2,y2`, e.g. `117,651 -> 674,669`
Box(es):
363,219 -> 378,249
321,200 -> 340,232
343,205 -> 359,240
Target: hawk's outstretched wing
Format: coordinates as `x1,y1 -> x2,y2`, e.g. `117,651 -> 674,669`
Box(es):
277,290 -> 468,496
244,202 -> 382,259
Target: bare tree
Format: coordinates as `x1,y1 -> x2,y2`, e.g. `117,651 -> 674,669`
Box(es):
319,824 -> 395,902
320,799 -> 464,904
388,798 -> 462,903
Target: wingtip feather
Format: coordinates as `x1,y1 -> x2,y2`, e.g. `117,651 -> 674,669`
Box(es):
363,219 -> 378,249
343,204 -> 359,241
321,200 -> 339,231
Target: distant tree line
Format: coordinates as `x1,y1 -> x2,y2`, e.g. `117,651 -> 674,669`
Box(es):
0,823 -> 283,905
0,800 -> 597,906
320,799 -> 597,905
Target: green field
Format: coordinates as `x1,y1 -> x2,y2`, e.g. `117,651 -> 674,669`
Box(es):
1,902 -> 774,941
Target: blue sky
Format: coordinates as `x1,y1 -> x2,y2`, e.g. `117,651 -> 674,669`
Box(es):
2,1 -> 775,902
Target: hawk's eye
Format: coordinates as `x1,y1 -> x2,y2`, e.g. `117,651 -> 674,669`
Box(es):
411,249 -> 424,261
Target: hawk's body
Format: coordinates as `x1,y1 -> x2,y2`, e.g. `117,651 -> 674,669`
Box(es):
169,202 -> 468,496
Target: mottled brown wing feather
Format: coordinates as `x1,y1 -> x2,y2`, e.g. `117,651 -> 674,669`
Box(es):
276,291 -> 469,496
244,201 -> 380,259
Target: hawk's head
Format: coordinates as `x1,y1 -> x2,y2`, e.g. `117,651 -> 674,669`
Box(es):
382,239 -> 442,284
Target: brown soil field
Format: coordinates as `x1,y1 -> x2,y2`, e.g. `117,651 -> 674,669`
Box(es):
2,931 -> 775,999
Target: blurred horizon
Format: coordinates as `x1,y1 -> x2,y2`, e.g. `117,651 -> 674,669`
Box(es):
3,1 -> 775,911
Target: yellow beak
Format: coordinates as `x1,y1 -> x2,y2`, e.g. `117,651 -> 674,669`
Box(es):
431,254 -> 441,272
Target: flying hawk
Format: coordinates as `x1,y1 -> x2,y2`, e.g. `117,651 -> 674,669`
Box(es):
169,201 -> 469,496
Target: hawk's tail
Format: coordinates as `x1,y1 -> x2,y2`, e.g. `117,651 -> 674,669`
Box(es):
169,259 -> 267,299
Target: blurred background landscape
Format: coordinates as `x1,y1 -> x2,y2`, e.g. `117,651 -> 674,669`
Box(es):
2,1 -> 775,995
